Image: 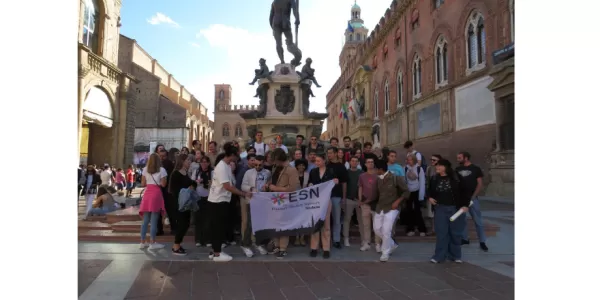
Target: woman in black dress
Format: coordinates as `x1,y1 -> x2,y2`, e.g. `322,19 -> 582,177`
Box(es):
169,154 -> 195,255
194,156 -> 212,247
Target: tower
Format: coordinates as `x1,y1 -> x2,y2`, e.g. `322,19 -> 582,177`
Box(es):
214,84 -> 232,111
339,1 -> 368,72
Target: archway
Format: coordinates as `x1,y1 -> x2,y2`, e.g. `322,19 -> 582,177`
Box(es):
80,86 -> 114,165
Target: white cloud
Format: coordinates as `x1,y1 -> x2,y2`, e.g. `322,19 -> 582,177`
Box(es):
188,0 -> 392,129
147,12 -> 180,28
189,42 -> 201,48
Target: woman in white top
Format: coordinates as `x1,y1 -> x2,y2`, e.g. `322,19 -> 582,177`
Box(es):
138,153 -> 168,250
206,142 -> 252,262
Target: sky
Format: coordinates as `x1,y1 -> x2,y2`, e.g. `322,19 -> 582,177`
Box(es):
119,0 -> 393,130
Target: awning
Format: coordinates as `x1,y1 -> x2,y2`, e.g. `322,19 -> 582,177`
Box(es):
83,87 -> 113,128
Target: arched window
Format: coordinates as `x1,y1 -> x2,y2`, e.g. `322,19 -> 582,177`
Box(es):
82,0 -> 100,54
435,36 -> 449,87
374,90 -> 379,118
412,55 -> 422,97
466,11 -> 486,70
222,123 -> 230,137
234,123 -> 243,137
396,71 -> 404,106
384,80 -> 390,113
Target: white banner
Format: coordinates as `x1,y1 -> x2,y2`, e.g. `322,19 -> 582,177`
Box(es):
249,180 -> 335,241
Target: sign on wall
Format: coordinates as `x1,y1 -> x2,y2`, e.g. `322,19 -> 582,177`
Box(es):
455,76 -> 496,131
417,103 -> 441,137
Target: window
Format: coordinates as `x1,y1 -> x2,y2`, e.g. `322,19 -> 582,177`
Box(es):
466,11 -> 486,70
82,0 -> 100,53
384,81 -> 390,113
374,90 -> 379,119
435,36 -> 449,86
222,123 -> 230,137
234,123 -> 243,137
434,0 -> 444,9
219,90 -> 224,100
396,71 -> 404,106
412,55 -> 422,97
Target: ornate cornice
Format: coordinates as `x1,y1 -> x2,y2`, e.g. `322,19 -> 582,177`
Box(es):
360,0 -> 415,65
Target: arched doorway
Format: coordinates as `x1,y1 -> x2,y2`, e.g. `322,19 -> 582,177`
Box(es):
80,86 -> 114,165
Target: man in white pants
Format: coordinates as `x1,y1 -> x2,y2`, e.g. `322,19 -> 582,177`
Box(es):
372,160 -> 410,262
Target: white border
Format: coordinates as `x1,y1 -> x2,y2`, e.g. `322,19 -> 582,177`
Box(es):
518,1 -> 599,299
0,1 -> 76,299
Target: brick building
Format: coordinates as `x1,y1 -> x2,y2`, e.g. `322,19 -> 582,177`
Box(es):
326,0 -> 515,170
78,0 -> 137,166
212,84 -> 257,149
118,35 -> 213,161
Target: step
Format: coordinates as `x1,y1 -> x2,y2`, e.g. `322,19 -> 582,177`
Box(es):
105,207 -> 142,224
78,221 -> 111,231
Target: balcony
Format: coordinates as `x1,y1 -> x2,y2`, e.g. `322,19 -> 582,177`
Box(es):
78,43 -> 121,83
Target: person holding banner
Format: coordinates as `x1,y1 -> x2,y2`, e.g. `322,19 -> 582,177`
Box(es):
307,154 -> 337,259
427,159 -> 470,264
372,160 -> 411,262
240,154 -> 271,256
265,148 -> 300,259
206,142 -> 252,262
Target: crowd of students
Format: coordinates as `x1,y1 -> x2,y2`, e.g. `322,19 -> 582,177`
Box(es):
131,132 -> 490,263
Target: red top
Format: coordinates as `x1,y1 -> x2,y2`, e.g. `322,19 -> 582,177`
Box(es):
126,170 -> 135,183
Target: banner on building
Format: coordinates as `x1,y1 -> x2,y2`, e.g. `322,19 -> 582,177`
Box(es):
249,180 -> 335,241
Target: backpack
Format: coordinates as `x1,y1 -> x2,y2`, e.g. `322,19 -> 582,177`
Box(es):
404,165 -> 423,182
415,151 -> 427,171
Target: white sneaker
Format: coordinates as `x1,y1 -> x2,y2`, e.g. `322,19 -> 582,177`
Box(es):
379,254 -> 390,262
407,231 -> 415,237
208,252 -> 214,260
213,252 -> 233,262
207,243 -> 212,247
196,243 -> 202,247
430,258 -> 438,264
453,259 -> 463,264
344,238 -> 350,247
139,242 -> 148,249
375,244 -> 382,253
390,243 -> 398,254
241,246 -> 254,258
229,241 -> 237,246
221,243 -> 228,249
148,243 -> 164,250
360,243 -> 371,252
256,245 -> 268,255
419,232 -> 426,237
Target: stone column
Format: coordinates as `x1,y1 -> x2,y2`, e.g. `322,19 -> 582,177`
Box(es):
78,64 -> 90,164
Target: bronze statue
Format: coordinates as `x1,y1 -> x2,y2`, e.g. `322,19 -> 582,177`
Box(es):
357,93 -> 365,117
300,83 -> 315,116
253,83 -> 269,118
296,58 -> 321,87
249,58 -> 273,85
270,0 -> 302,67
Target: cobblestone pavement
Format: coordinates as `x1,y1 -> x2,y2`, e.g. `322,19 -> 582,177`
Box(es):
80,260 -> 513,300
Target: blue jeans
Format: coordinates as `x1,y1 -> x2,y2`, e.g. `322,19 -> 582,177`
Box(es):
330,197 -> 342,242
462,197 -> 487,243
432,204 -> 466,262
88,205 -> 116,216
141,212 -> 161,241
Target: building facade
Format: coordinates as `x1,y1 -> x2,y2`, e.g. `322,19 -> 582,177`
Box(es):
326,0 -> 515,171
212,84 -> 257,149
78,0 -> 137,166
118,35 -> 213,162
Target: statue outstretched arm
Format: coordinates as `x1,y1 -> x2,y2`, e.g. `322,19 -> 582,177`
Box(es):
269,3 -> 274,28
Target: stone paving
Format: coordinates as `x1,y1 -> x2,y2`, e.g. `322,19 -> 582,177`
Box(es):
120,261 -> 514,300
78,200 -> 514,300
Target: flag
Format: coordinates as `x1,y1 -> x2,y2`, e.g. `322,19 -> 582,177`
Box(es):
347,21 -> 354,33
347,99 -> 355,114
339,103 -> 349,120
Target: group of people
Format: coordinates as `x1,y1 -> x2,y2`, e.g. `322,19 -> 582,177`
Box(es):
130,132 -> 489,264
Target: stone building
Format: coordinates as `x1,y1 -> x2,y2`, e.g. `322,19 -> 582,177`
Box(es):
326,0 -> 515,175
78,0 -> 137,166
118,35 -> 213,160
212,84 -> 257,148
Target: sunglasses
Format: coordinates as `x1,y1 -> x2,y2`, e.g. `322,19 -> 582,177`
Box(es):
431,158 -> 439,162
